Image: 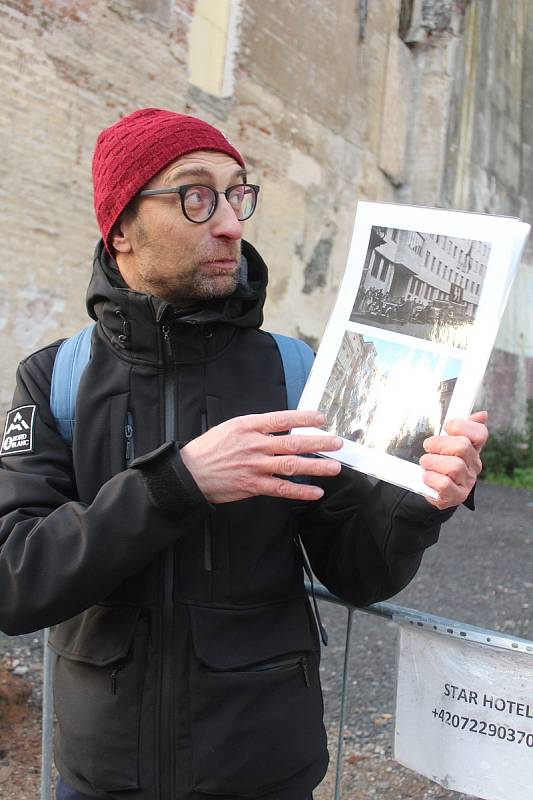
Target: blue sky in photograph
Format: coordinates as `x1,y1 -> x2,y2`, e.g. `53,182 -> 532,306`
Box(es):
363,335 -> 461,380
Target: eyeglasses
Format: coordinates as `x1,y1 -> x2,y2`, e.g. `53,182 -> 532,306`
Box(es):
138,183 -> 260,223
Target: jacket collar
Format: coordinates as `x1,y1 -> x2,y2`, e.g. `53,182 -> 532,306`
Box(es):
85,239 -> 268,365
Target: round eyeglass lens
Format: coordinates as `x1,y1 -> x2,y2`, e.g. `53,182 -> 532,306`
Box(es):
183,186 -> 216,222
227,185 -> 256,220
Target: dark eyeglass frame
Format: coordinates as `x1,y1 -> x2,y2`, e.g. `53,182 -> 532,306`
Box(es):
138,183 -> 260,223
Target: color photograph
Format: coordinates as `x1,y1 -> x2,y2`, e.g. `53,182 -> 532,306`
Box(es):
318,330 -> 462,464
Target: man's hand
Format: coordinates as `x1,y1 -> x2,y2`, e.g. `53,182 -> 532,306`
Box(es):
419,411 -> 489,510
180,410 -> 343,504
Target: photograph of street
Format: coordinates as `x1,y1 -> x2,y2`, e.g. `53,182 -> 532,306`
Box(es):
318,330 -> 462,464
350,226 -> 490,349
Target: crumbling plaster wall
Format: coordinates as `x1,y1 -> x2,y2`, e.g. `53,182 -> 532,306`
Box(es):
0,0 -> 531,431
440,0 -> 533,429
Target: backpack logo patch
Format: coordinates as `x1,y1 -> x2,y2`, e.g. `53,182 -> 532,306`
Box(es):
0,405 -> 36,456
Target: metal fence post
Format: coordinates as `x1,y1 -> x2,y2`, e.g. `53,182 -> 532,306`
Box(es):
40,627 -> 53,800
334,606 -> 353,800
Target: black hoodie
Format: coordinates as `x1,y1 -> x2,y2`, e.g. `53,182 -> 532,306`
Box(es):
0,240 -> 453,800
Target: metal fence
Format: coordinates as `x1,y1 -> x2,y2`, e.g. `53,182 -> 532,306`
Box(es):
39,583 -> 533,800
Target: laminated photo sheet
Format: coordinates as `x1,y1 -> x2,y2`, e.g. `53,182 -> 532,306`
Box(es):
296,202 -> 530,497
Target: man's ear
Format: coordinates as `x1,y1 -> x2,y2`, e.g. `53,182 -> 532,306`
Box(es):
111,220 -> 133,254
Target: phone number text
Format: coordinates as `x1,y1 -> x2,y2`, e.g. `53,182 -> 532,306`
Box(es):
432,708 -> 533,747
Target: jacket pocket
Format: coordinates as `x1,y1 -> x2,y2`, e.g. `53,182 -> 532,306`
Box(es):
188,599 -> 327,797
48,605 -> 149,792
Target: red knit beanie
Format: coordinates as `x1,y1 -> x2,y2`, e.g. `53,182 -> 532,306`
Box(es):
92,107 -> 245,250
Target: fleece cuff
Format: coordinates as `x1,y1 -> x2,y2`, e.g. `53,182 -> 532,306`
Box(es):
130,441 -> 214,519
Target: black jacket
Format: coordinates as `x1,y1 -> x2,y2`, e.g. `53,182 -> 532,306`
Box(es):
0,241 -> 454,800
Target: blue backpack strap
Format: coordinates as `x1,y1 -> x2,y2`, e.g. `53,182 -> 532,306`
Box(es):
269,333 -> 315,409
50,323 -> 95,445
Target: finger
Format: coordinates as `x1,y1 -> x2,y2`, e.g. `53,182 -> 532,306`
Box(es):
243,410 -> 328,435
269,455 -> 342,478
423,433 -> 475,460
469,410 -> 488,425
265,433 -> 343,455
441,418 -> 489,451
419,453 -> 476,487
422,470 -> 467,510
258,475 -> 325,502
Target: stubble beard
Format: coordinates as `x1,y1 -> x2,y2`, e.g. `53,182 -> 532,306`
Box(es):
133,224 -> 242,306
160,267 -> 240,307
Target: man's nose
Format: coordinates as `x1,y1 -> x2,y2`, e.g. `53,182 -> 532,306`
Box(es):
210,196 -> 243,240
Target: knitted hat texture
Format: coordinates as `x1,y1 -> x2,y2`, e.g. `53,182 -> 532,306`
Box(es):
92,107 -> 245,249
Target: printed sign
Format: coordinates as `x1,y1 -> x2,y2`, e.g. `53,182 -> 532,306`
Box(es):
394,622 -> 533,800
0,405 -> 36,456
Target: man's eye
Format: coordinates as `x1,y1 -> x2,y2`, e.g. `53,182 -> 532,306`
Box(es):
228,186 -> 245,208
185,188 -> 206,207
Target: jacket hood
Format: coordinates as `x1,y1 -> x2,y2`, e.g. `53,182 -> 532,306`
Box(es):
85,239 -> 268,364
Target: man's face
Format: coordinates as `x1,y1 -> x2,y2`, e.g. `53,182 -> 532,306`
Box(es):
112,151 -> 245,306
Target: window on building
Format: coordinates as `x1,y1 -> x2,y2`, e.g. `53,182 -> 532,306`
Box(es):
378,260 -> 388,281
189,0 -> 241,97
371,255 -> 381,278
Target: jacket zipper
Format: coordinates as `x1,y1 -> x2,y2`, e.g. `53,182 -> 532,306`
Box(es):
162,324 -> 175,436
124,412 -> 135,467
251,655 -> 310,688
201,412 -> 213,573
210,655 -> 311,688
159,320 -> 176,800
110,662 -> 126,695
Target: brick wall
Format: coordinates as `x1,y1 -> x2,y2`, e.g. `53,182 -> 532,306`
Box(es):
0,0 -> 531,430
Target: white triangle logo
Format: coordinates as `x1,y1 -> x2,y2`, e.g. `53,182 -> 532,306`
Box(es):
6,412 -> 30,434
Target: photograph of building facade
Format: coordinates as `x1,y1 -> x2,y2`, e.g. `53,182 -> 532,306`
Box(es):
319,330 -> 461,463
351,226 -> 490,348
319,331 -> 379,439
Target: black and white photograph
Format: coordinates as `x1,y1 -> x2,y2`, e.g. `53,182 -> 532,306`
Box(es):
350,226 -> 491,349
318,330 -> 462,464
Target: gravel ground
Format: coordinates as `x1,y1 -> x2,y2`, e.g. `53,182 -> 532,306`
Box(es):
1,482 -> 532,799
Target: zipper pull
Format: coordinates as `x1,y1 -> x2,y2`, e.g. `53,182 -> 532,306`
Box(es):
300,657 -> 310,689
124,422 -> 133,464
294,536 -> 329,646
161,323 -> 172,358
110,663 -> 125,695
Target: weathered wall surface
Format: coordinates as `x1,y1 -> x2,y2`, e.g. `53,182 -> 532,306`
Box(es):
441,0 -> 533,428
0,0 -> 531,431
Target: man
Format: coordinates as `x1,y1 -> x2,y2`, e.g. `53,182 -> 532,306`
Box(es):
0,108 -> 487,800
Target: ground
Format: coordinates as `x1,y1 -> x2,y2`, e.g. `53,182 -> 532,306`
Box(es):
0,659 -> 42,797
